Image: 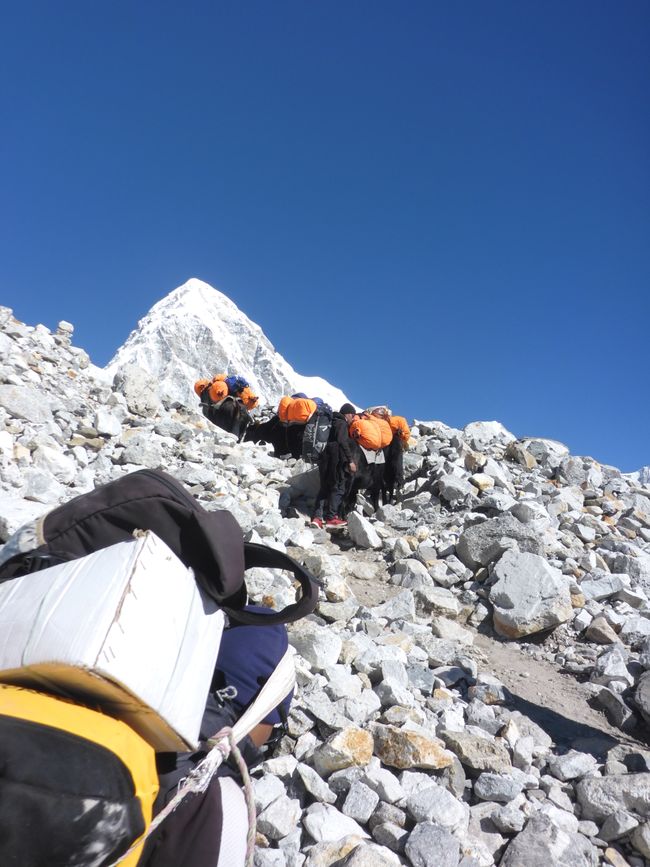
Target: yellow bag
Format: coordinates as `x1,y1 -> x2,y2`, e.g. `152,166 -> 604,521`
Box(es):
0,683 -> 159,867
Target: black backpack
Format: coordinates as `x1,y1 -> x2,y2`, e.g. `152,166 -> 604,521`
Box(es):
302,405 -> 333,464
0,468 -> 318,627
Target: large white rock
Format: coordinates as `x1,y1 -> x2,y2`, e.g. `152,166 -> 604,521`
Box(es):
463,421 -> 516,448
489,549 -> 573,638
456,514 -> 541,570
303,803 -> 369,843
95,409 -> 122,437
289,622 -> 343,671
32,445 -> 77,484
576,774 -> 650,821
0,384 -> 54,423
111,365 -> 162,418
499,813 -> 598,866
346,512 -> 382,549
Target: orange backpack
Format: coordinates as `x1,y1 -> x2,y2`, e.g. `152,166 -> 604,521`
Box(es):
349,415 -> 393,450
375,416 -> 394,447
195,375 -> 228,403
389,415 -> 410,444
278,396 -> 317,424
289,398 -> 317,423
194,378 -> 210,397
239,386 -> 258,410
207,379 -> 228,403
277,396 -> 293,422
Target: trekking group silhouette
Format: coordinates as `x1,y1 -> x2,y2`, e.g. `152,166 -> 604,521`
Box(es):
194,373 -> 412,527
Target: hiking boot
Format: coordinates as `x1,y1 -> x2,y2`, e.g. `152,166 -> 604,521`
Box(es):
310,517 -> 324,529
325,516 -> 347,529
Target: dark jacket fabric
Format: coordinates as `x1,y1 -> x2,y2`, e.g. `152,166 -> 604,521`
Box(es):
328,413 -> 356,465
312,414 -> 357,519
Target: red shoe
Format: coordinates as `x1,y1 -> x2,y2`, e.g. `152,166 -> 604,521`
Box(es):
310,517 -> 324,529
325,516 -> 347,529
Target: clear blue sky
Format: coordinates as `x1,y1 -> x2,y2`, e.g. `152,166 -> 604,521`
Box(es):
2,1 -> 648,472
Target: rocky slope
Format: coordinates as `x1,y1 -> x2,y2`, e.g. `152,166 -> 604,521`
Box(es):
105,278 -> 350,410
1,305 -> 650,866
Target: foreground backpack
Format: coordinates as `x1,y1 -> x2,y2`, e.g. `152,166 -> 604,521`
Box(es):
302,404 -> 333,463
0,471 -> 313,867
0,683 -> 159,867
0,469 -> 318,627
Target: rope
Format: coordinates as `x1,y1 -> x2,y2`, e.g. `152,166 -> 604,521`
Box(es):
208,728 -> 257,866
106,727 -> 256,867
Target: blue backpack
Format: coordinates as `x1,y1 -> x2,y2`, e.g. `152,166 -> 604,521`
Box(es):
224,375 -> 249,395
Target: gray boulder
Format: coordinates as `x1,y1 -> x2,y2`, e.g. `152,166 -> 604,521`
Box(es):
576,773 -> 650,821
405,822 -> 460,867
112,365 -> 161,418
0,383 -> 58,423
489,549 -> 573,638
500,813 -> 598,866
456,514 -> 542,570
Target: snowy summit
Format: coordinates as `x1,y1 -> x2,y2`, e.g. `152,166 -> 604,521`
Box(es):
105,278 -> 350,410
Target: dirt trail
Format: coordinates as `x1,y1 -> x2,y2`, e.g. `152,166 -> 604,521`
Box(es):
472,631 -> 650,758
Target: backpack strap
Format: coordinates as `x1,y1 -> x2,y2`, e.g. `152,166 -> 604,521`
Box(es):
228,647 -> 295,744
222,544 -> 320,626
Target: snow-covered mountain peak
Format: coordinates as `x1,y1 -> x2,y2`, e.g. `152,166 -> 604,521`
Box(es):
152,278 -> 259,325
105,279 -> 350,410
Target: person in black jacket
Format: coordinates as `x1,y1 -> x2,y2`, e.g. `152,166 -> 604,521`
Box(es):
310,403 -> 358,529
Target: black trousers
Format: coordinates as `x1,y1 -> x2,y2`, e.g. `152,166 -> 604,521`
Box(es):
313,443 -> 351,520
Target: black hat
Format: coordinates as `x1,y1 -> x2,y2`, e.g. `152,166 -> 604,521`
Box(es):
339,403 -> 356,415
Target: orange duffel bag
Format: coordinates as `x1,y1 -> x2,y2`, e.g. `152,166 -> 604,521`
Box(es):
277,396 -> 293,422
240,386 -> 258,410
207,379 -> 228,403
288,398 -> 317,423
349,415 -> 393,450
374,416 -> 393,447
389,415 -> 410,444
278,396 -> 317,424
194,378 -> 210,397
195,375 -> 228,404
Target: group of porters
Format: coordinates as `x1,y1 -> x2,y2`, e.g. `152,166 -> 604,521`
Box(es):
0,469 -> 321,866
193,373 -> 411,461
